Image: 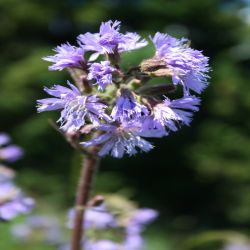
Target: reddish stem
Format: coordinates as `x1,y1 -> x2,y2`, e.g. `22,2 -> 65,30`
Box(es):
70,147 -> 100,250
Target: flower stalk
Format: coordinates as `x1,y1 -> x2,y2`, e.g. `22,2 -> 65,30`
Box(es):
70,147 -> 100,250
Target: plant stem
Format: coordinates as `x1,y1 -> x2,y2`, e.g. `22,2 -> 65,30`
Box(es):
70,147 -> 100,250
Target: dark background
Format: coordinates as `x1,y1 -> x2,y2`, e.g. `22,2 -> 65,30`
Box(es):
1,0 -> 250,249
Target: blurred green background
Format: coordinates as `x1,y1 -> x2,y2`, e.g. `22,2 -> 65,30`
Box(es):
1,0 -> 250,249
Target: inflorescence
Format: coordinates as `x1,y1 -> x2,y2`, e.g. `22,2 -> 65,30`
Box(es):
0,133 -> 34,221
62,197 -> 158,250
38,20 -> 210,158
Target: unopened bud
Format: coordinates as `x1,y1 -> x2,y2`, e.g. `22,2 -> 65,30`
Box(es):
136,84 -> 176,96
87,195 -> 105,207
140,58 -> 172,77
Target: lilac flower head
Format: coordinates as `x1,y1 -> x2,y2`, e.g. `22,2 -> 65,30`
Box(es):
43,43 -> 85,71
0,145 -> 23,162
88,61 -> 116,91
150,96 -> 200,132
78,20 -> 148,61
151,32 -> 187,58
111,89 -> 149,122
151,32 -> 210,94
62,198 -> 158,250
0,182 -> 34,220
58,245 -> 70,250
11,224 -> 32,241
127,208 -> 158,234
11,215 -> 64,244
58,238 -> 143,250
68,204 -> 117,229
140,116 -> 167,138
0,182 -> 19,202
120,32 -> 148,52
85,240 -> 120,250
0,197 -> 34,221
0,138 -> 33,221
0,166 -> 15,182
26,215 -> 60,229
130,208 -> 159,226
82,123 -> 154,158
0,133 -> 23,162
0,133 -> 10,146
37,81 -> 110,132
124,234 -> 144,250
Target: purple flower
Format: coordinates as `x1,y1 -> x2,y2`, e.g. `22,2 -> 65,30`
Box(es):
0,197 -> 34,220
78,20 -> 147,61
149,96 -> 200,132
26,215 -> 60,229
0,182 -> 18,201
0,166 -> 15,182
57,245 -> 70,250
37,81 -> 110,132
43,43 -> 85,71
11,215 -> 64,244
120,32 -> 148,52
87,61 -> 116,91
11,224 -> 31,241
62,204 -> 158,250
85,240 -> 120,250
0,133 -> 10,146
130,209 -> 159,225
0,133 -> 23,162
82,123 -> 154,158
140,116 -> 167,138
0,182 -> 34,220
68,204 -> 117,229
152,32 -> 187,58
151,32 -> 209,94
224,243 -> 250,250
0,145 -> 23,162
127,209 -> 158,235
111,89 -> 149,122
124,234 -> 144,250
58,240 -> 121,250
0,164 -> 34,221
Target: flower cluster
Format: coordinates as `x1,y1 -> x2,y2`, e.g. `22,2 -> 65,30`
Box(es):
11,215 -> 64,245
0,133 -> 34,221
63,199 -> 158,250
77,20 -> 148,61
38,20 -> 210,158
150,32 -> 209,94
0,133 -> 23,162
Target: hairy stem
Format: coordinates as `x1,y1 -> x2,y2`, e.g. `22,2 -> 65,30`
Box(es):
70,147 -> 100,250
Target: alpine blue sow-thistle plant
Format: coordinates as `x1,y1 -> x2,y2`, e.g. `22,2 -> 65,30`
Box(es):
37,20 -> 210,250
